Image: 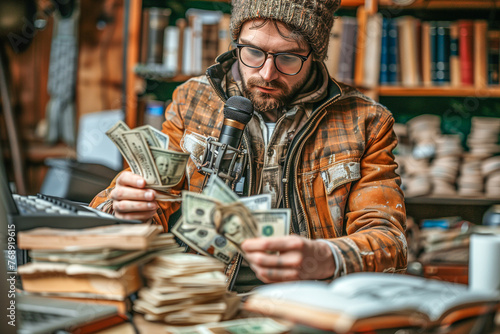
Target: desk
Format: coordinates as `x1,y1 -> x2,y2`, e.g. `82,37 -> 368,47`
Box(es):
96,311 -> 500,334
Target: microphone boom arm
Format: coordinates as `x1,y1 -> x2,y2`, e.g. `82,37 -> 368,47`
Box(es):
199,137 -> 247,185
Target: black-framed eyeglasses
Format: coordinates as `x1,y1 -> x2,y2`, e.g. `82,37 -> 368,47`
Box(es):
235,43 -> 312,76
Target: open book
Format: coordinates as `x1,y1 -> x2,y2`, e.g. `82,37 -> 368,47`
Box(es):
244,273 -> 499,333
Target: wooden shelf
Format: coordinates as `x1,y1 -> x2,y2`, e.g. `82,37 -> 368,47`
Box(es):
377,86 -> 500,97
378,0 -> 500,9
405,195 -> 500,206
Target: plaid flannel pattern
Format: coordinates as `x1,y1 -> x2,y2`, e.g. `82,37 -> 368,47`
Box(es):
90,56 -> 407,276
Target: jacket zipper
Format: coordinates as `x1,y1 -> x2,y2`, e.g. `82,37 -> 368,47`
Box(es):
227,254 -> 242,290
283,94 -> 341,238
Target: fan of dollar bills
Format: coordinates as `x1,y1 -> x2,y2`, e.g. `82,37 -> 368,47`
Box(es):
106,121 -> 190,195
171,175 -> 291,264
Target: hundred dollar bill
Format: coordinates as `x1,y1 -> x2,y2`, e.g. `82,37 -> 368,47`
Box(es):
121,131 -> 162,185
171,217 -> 237,265
202,175 -> 239,204
135,125 -> 161,148
149,126 -> 169,149
171,192 -> 238,264
240,194 -> 272,211
253,209 -> 291,237
149,147 -> 190,187
214,202 -> 258,247
105,121 -> 141,175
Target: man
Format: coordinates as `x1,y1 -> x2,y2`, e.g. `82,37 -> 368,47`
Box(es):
90,0 -> 407,288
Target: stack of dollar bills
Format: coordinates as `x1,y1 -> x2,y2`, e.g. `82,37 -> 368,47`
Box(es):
106,121 -> 189,194
134,253 -> 239,324
172,175 -> 291,264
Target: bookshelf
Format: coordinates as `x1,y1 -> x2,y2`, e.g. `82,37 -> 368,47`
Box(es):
378,86 -> 500,97
123,0 -> 500,216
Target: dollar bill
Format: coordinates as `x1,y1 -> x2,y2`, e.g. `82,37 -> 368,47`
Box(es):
171,192 -> 238,264
135,125 -> 161,148
149,126 -> 170,149
240,194 -> 272,211
105,121 -> 141,175
121,131 -> 162,185
253,209 -> 291,237
214,202 -> 258,247
202,175 -> 239,204
165,317 -> 292,334
149,147 -> 190,187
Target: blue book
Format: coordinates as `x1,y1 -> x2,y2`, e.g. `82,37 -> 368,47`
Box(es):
387,19 -> 399,84
429,21 -> 437,82
379,18 -> 389,85
434,21 -> 451,85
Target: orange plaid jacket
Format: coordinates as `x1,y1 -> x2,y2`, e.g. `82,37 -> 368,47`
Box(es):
90,52 -> 407,276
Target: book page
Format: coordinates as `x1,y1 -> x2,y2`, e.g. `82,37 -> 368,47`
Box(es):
252,273 -> 497,322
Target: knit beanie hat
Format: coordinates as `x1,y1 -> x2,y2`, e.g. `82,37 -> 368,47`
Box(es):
230,0 -> 341,62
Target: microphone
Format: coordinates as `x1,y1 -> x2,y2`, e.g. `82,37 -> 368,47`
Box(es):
215,96 -> 253,174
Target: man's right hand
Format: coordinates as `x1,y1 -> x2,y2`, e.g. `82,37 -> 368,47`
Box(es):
109,171 -> 158,222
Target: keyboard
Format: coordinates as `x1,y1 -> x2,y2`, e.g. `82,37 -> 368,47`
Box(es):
13,193 -> 97,216
11,193 -> 141,231
17,294 -> 119,334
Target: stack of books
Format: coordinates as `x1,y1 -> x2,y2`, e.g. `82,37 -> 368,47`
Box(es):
134,253 -> 240,325
17,224 -> 183,313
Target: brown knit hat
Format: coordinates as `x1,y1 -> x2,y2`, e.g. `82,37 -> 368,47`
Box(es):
230,0 -> 341,62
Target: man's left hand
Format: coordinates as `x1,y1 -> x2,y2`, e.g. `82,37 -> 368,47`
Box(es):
241,236 -> 336,283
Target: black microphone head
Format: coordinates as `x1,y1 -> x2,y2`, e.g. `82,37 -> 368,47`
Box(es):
223,96 -> 253,125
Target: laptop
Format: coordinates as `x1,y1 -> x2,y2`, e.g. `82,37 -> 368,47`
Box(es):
0,144 -> 140,232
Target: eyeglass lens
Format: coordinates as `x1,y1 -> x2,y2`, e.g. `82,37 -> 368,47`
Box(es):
239,46 -> 303,75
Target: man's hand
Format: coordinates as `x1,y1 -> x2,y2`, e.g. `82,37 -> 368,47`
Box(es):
109,171 -> 158,222
241,236 -> 336,283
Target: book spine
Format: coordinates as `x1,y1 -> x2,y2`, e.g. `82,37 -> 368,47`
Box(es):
429,21 -> 437,83
421,21 -> 432,86
449,22 -> 461,86
217,14 -> 232,56
435,21 -> 451,85
363,13 -> 383,88
379,18 -> 389,85
163,26 -> 179,74
354,6 -> 367,87
325,17 -> 344,79
202,22 -> 220,70
487,30 -> 500,85
474,20 -> 488,88
387,19 -> 399,85
398,16 -> 420,87
337,17 -> 358,84
458,20 -> 474,86
176,18 -> 187,75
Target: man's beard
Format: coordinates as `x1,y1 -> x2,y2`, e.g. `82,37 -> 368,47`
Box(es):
239,65 -> 309,113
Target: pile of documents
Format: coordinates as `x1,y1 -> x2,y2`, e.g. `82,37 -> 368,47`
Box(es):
134,253 -> 240,324
416,217 -> 471,265
172,175 -> 291,264
17,224 -> 183,310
